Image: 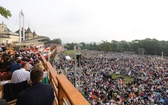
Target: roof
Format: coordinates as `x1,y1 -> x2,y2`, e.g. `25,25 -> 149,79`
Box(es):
3,28 -> 11,32
15,28 -> 26,34
33,31 -> 37,35
26,27 -> 32,33
15,30 -> 19,34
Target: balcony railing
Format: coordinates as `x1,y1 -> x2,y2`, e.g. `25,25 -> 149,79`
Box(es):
40,54 -> 90,105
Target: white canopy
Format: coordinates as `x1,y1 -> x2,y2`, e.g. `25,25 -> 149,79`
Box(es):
65,56 -> 71,60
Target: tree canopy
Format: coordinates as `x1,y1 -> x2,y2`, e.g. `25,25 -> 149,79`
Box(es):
42,37 -> 62,45
64,38 -> 168,56
0,6 -> 11,18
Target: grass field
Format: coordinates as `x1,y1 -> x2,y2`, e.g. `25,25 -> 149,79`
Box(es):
112,74 -> 133,83
63,50 -> 76,55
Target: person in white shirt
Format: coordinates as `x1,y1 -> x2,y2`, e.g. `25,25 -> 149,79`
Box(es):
11,62 -> 30,83
0,47 -> 2,52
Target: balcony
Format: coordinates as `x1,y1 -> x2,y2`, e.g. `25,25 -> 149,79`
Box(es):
0,44 -> 89,105
40,54 -> 90,105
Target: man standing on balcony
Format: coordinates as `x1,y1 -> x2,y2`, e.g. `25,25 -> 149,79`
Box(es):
16,68 -> 55,105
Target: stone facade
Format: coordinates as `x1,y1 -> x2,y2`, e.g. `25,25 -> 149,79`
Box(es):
16,27 -> 39,41
0,22 -> 47,44
0,22 -> 8,33
0,22 -> 19,44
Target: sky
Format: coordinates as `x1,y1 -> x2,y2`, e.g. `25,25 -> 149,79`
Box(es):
1,0 -> 168,44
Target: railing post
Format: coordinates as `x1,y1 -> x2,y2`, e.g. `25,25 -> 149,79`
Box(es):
58,82 -> 64,105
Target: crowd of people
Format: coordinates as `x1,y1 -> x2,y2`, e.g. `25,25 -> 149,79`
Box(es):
0,44 -> 54,105
56,51 -> 168,105
1,42 -> 168,105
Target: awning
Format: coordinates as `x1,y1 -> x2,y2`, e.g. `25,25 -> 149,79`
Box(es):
65,56 -> 71,60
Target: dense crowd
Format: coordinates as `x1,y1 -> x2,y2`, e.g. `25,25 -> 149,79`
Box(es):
0,44 -> 49,83
1,42 -> 168,104
56,51 -> 168,105
0,44 -> 54,105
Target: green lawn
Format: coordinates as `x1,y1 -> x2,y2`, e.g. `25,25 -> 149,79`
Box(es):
112,74 -> 133,83
64,50 -> 76,55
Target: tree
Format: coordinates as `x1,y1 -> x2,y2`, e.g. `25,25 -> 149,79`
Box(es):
41,37 -> 51,44
119,40 -> 130,51
137,48 -> 145,55
93,42 -> 97,50
99,41 -> 112,52
65,43 -> 76,50
130,40 -> 140,53
111,40 -> 118,52
0,6 -> 11,18
139,38 -> 161,55
52,38 -> 62,44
